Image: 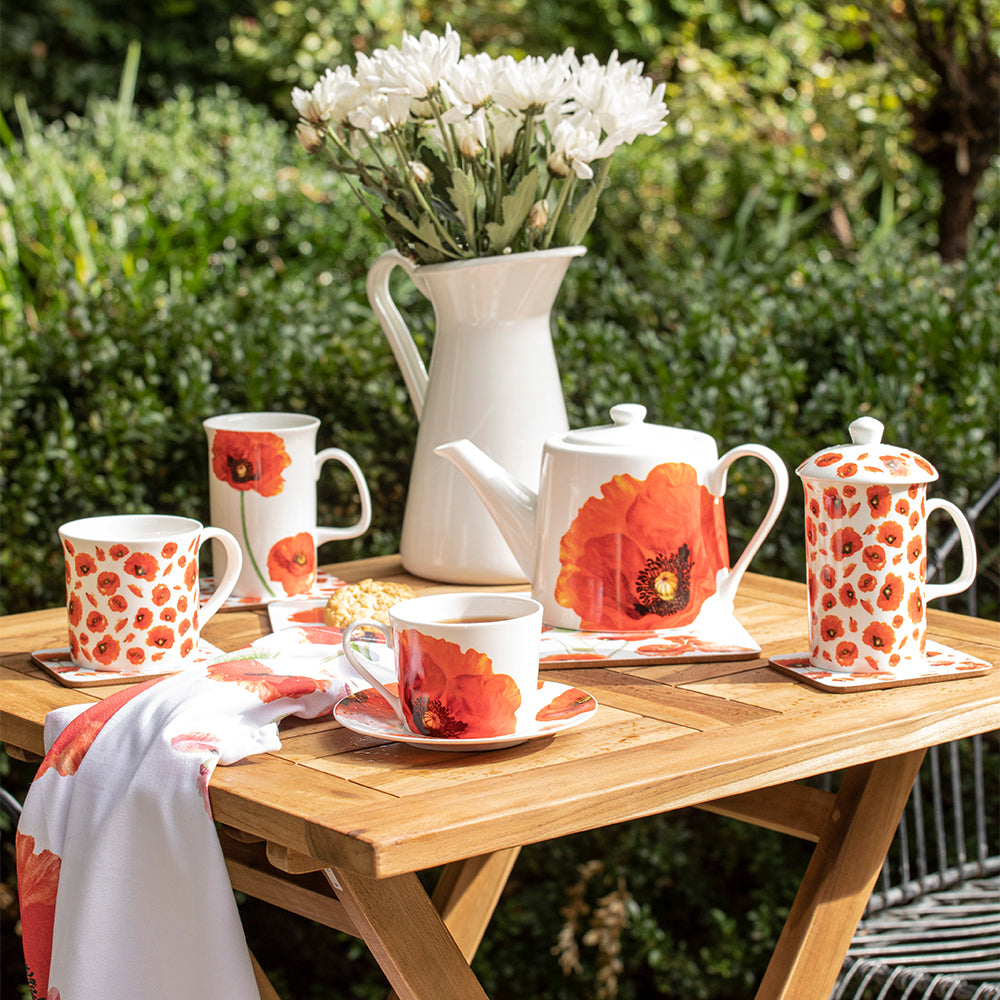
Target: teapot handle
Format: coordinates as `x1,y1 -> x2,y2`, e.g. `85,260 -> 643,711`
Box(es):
366,249 -> 429,421
706,444 -> 789,607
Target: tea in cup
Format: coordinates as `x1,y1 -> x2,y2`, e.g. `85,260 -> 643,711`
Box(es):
58,514 -> 243,672
204,412 -> 371,600
341,593 -> 543,739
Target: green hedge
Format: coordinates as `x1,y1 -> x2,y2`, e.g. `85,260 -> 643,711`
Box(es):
2,86 -> 998,999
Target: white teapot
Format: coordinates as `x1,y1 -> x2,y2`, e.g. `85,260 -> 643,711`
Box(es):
436,403 -> 789,630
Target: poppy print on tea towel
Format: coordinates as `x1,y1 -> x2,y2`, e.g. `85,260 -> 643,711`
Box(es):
396,630 -> 521,739
267,532 -> 316,596
211,429 -> 290,497
554,463 -> 728,630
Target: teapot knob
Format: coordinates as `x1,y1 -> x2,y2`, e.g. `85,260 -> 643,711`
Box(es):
849,416 -> 884,446
610,403 -> 647,426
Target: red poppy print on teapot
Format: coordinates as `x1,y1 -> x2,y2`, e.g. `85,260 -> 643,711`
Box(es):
797,417 -> 977,675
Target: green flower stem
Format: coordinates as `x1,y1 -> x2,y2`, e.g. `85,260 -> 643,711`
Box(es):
241,492 -> 275,598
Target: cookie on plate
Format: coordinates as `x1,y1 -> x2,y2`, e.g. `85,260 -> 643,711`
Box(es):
323,578 -> 416,627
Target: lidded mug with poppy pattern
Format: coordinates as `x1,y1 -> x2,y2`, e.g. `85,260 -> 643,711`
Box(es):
797,416 -> 977,675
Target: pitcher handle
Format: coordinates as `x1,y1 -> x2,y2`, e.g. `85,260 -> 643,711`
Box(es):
924,498 -> 978,602
366,249 -> 429,420
314,447 -> 373,546
707,444 -> 789,607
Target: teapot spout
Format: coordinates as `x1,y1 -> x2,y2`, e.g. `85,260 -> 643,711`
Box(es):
434,440 -> 538,579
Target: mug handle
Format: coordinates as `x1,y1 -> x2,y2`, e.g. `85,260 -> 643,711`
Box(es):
314,448 -> 373,546
199,526 -> 243,624
341,619 -> 408,728
706,444 -> 790,608
925,498 -> 978,602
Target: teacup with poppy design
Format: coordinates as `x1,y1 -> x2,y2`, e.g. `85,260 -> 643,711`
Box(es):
797,417 -> 976,675
58,514 -> 243,673
341,593 -> 544,739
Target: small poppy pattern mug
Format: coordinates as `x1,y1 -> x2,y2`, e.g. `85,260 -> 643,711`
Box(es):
204,412 -> 372,601
341,592 -> 544,739
58,514 -> 243,672
797,417 -> 976,675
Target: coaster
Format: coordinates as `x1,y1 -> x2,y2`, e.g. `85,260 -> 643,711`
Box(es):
31,639 -> 225,688
265,602 -> 760,668
769,640 -> 993,692
200,571 -> 347,612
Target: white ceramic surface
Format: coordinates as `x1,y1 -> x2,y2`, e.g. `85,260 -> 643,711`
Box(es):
367,246 -> 585,584
204,412 -> 371,600
436,403 -> 789,630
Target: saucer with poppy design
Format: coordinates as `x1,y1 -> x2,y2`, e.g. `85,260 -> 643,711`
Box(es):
334,680 -> 599,751
769,639 -> 992,692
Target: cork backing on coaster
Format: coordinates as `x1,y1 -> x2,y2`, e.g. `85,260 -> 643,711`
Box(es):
769,640 -> 992,692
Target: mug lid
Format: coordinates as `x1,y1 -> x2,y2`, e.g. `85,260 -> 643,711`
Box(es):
562,403 -> 713,451
796,416 -> 938,485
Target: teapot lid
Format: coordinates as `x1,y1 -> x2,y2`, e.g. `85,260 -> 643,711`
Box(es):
796,416 -> 938,485
562,403 -> 711,450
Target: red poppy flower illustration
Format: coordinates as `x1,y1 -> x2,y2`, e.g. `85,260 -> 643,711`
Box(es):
819,564 -> 836,589
835,641 -> 859,668
211,429 -> 290,497
267,532 -> 316,596
97,571 -> 120,595
540,652 -> 604,662
161,541 -> 178,558
160,607 -> 177,622
830,527 -> 863,560
134,607 -> 153,630
866,485 -> 892,519
127,647 -> 146,665
877,573 -> 904,612
185,559 -> 198,590
74,553 -> 97,578
93,635 -> 121,666
876,521 -> 904,548
815,452 -> 842,467
882,455 -> 910,476
862,621 -> 895,652
395,630 -> 521,738
16,834 -> 61,1000
805,517 -> 817,546
68,594 -> 82,627
857,573 -> 878,592
109,543 -> 128,559
908,589 -> 924,623
895,498 -> 910,515
554,463 -> 728,630
146,626 -> 175,650
862,545 -> 886,571
819,615 -> 844,641
85,610 -> 107,633
822,489 -> 847,519
836,463 -> 858,479
536,689 -> 594,722
839,583 -> 857,606
124,552 -> 159,580
821,593 -> 837,611
151,584 -> 171,606
907,536 -> 922,563
180,637 -> 195,656
843,485 -> 857,498
206,658 -> 331,703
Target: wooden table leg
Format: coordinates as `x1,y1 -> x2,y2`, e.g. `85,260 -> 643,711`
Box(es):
755,748 -> 926,1000
324,866 -> 490,1000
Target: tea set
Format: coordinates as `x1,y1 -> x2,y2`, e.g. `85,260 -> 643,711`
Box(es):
46,401 -> 984,745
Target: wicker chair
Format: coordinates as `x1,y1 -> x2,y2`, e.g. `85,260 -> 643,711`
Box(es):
832,480 -> 1000,1000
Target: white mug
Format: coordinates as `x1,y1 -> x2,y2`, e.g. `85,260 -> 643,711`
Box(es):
342,592 -> 543,739
59,514 -> 242,672
204,412 -> 372,600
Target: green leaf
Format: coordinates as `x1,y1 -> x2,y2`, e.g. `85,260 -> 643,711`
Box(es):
447,167 -> 478,240
485,167 -> 539,253
382,205 -> 449,255
563,182 -> 601,246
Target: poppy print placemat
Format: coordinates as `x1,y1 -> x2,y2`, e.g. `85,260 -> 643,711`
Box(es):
31,639 -> 226,688
200,571 -> 347,612
769,640 -> 992,692
266,603 -> 761,668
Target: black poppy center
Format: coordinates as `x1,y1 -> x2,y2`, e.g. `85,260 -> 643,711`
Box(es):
227,455 -> 259,484
413,696 -> 468,739
633,544 -> 693,618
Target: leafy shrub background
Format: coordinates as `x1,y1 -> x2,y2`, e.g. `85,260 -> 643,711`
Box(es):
2,3 -> 998,998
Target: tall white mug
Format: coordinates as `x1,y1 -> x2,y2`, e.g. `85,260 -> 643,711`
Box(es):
204,412 -> 372,600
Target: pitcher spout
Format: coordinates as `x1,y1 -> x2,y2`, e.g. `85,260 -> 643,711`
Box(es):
434,440 -> 538,579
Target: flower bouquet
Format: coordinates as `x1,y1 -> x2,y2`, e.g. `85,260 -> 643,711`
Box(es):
292,25 -> 667,264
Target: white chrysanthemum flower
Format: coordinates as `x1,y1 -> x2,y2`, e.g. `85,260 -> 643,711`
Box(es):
451,108 -> 488,157
448,52 -> 503,108
348,92 -> 413,134
489,107 -> 523,157
292,65 -> 361,126
549,119 -> 601,180
377,22 -> 462,99
494,51 -> 574,112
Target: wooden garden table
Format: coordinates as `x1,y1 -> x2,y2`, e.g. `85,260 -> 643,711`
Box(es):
2,554 -> 998,999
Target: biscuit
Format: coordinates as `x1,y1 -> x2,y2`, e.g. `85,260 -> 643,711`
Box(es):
323,578 -> 416,627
